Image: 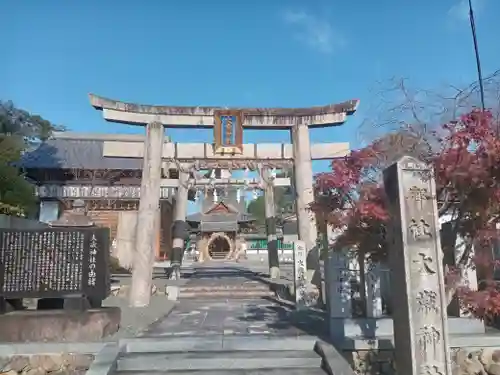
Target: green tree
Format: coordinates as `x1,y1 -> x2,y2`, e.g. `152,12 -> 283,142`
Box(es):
0,101 -> 64,216
247,169 -> 295,225
0,136 -> 36,215
0,100 -> 65,142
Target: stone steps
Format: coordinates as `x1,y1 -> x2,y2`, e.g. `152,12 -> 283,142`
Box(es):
179,288 -> 274,299
114,336 -> 328,374
116,370 -> 326,375
179,282 -> 274,299
180,284 -> 270,291
179,291 -> 276,299
210,252 -> 229,260
115,350 -> 324,373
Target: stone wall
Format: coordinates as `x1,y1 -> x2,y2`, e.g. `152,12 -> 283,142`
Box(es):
343,347 -> 500,375
0,353 -> 94,375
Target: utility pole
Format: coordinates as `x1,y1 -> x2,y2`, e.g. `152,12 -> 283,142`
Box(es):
468,0 -> 485,111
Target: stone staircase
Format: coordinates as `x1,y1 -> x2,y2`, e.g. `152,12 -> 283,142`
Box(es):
179,282 -> 275,299
179,263 -> 276,299
210,251 -> 229,260
114,336 -> 328,374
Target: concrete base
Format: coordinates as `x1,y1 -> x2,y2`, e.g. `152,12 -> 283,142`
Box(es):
0,307 -> 121,342
329,316 -> 485,343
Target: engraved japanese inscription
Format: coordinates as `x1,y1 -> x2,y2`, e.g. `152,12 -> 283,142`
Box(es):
293,240 -> 308,307
417,325 -> 441,361
413,252 -> 437,275
416,289 -> 439,314
87,233 -> 98,286
214,110 -> 244,154
408,186 -> 430,210
420,364 -> 444,375
409,219 -> 432,240
383,156 -> 451,375
0,228 -> 110,299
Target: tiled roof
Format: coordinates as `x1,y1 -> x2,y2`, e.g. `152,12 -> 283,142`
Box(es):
186,211 -> 254,223
19,138 -> 142,170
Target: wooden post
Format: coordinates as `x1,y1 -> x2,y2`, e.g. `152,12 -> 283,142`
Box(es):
129,122 -> 164,307
264,168 -> 280,279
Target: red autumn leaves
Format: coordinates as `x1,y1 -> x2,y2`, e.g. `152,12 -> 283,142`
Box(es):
313,110 -> 500,319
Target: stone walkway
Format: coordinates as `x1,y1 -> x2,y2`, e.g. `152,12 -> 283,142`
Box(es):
142,298 -> 301,337
113,262 -> 330,374
141,261 -> 327,340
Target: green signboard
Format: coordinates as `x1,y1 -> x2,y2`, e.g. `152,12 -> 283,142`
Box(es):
247,239 -> 293,250
184,238 -> 294,251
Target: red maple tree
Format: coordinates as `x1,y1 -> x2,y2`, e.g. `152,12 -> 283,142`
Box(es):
313,109 -> 500,321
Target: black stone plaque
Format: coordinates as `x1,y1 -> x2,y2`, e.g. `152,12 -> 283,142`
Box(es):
0,227 -> 110,299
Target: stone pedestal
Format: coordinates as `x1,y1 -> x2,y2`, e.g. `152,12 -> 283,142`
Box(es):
0,307 -> 120,342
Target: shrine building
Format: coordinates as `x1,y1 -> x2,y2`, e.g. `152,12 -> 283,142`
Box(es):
19,132 -> 181,261
185,168 -> 296,261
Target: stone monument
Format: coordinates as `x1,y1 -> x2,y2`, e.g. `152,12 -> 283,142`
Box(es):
383,156 -> 451,375
0,205 -> 120,341
293,240 -> 308,309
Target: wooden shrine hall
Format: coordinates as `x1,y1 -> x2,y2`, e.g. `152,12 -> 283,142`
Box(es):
19,132 -> 181,261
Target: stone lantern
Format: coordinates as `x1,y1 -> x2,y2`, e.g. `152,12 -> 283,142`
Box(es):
49,199 -> 95,228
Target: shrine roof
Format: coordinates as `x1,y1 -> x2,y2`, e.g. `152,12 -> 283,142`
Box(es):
186,212 -> 255,223
89,94 -> 359,118
19,133 -> 147,170
186,204 -> 254,223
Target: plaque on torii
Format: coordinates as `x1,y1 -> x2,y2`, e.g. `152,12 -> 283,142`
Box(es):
213,110 -> 244,155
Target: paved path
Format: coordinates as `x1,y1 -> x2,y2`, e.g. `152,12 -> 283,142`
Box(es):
141,261 -> 327,340
142,298 -> 301,337
114,262 -> 330,374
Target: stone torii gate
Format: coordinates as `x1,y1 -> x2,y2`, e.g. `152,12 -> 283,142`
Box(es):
89,94 -> 358,307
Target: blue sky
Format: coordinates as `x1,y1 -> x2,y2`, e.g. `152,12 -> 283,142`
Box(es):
2,0 -> 500,212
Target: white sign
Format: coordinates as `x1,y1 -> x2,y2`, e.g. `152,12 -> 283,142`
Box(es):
293,240 -> 307,309
36,185 -> 173,199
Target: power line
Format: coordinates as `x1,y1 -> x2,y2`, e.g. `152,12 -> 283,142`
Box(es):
468,0 -> 485,111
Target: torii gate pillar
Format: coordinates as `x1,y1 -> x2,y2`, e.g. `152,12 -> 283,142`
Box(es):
129,122 -> 164,307
291,123 -> 320,285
